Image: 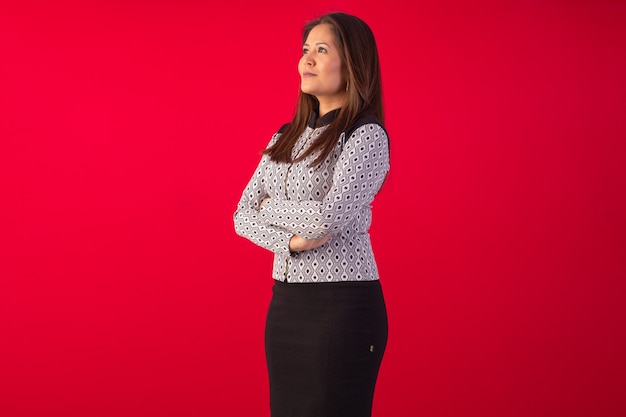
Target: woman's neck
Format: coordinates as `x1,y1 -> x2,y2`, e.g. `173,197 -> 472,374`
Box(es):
317,96 -> 346,117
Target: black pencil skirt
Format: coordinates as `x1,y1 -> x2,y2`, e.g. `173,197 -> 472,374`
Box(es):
265,279 -> 388,417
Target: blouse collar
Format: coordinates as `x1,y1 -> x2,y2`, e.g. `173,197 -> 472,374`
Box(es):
307,108 -> 341,128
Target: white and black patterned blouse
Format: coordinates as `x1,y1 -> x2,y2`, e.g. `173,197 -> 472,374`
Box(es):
234,110 -> 390,283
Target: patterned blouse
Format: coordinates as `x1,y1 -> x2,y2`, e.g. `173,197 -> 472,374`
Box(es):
234,110 -> 390,283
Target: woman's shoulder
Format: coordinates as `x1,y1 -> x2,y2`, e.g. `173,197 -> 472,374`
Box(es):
344,114 -> 387,139
277,123 -> 291,134
352,114 -> 383,127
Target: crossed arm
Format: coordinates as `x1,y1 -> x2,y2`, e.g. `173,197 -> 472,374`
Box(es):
234,123 -> 389,255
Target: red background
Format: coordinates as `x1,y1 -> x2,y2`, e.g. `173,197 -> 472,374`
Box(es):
1,1 -> 625,416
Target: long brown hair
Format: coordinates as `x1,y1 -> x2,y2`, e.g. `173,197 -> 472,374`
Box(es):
264,12 -> 384,166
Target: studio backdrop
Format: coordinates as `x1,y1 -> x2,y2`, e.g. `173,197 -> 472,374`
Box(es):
1,1 -> 624,416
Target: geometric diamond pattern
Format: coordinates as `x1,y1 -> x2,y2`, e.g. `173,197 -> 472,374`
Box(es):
234,119 -> 390,283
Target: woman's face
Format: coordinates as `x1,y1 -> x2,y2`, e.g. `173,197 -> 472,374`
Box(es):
299,23 -> 346,110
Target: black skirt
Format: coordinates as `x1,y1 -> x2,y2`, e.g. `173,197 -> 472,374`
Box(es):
265,279 -> 388,417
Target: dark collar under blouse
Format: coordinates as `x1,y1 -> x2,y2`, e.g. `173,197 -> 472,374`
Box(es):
307,108 -> 341,129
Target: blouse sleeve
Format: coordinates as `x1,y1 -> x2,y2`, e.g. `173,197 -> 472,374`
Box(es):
258,123 -> 390,240
233,135 -> 293,255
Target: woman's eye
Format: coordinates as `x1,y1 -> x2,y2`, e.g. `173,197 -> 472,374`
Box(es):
318,47 -> 327,53
302,48 -> 309,54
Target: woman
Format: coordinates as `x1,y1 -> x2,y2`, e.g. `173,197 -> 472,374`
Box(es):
234,12 -> 390,417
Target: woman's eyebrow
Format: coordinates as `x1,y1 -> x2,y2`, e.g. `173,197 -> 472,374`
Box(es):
303,41 -> 331,47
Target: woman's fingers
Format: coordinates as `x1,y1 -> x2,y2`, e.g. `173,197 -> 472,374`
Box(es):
289,234 -> 332,252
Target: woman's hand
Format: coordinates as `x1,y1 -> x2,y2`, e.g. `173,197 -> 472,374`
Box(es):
289,234 -> 332,252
